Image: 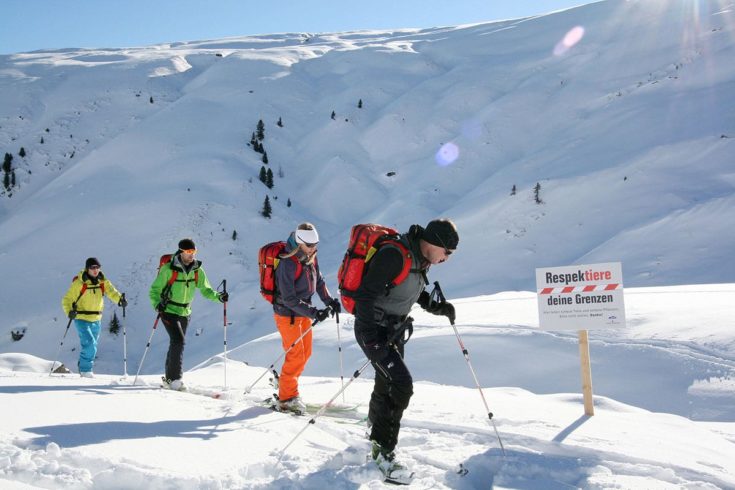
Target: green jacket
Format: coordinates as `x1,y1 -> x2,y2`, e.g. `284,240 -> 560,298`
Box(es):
149,253 -> 220,316
61,270 -> 123,322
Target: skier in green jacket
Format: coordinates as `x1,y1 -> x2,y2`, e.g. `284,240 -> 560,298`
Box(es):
149,238 -> 227,391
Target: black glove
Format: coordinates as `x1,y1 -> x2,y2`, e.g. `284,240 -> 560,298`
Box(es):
118,297 -> 128,308
68,310 -> 77,319
314,308 -> 330,323
156,303 -> 166,313
364,342 -> 390,363
417,290 -> 432,310
437,302 -> 456,323
328,298 -> 341,315
219,291 -> 229,303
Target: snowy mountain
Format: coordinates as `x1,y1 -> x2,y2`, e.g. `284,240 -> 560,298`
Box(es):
1,0 -> 735,487
0,0 -> 733,375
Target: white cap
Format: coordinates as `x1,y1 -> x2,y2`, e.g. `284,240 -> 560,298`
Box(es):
295,227 -> 319,245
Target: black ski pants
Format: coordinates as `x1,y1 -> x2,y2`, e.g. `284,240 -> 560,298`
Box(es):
161,312 -> 189,381
368,344 -> 413,454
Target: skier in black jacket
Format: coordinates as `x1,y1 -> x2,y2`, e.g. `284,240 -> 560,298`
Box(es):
353,219 -> 458,483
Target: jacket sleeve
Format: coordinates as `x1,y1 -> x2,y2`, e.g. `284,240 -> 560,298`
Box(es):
276,257 -> 317,318
149,269 -> 168,310
104,279 -> 123,304
353,246 -> 405,345
196,268 -> 221,302
314,260 -> 333,306
61,279 -> 82,316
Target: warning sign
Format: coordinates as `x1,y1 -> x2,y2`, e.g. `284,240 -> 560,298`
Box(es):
536,262 -> 626,330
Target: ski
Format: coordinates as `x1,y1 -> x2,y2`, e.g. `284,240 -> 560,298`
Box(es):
159,377 -> 223,399
260,396 -> 364,420
384,476 -> 413,486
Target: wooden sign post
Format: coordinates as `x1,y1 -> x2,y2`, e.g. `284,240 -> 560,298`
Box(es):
578,329 -> 594,416
536,262 -> 626,417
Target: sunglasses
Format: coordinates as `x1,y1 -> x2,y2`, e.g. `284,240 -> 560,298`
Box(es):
180,248 -> 197,255
88,265 -> 101,270
432,233 -> 454,256
301,242 -> 318,248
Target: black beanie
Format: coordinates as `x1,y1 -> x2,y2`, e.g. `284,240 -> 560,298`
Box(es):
85,257 -> 101,269
178,238 -> 196,250
423,219 -> 459,250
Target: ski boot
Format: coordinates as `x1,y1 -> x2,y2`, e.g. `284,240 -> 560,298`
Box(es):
371,440 -> 414,485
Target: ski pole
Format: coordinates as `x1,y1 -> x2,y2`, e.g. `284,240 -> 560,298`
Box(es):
434,281 -> 506,457
277,358 -> 372,463
122,293 -> 128,376
335,310 -> 345,402
50,315 -> 74,375
244,317 -> 323,394
221,279 -> 228,389
133,313 -> 162,385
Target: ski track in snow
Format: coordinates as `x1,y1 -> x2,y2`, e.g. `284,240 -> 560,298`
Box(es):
2,373 -> 732,489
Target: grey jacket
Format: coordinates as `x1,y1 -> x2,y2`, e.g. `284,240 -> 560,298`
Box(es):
273,235 -> 333,319
354,228 -> 429,345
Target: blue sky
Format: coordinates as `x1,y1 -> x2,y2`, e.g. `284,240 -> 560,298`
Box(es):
0,0 -> 587,54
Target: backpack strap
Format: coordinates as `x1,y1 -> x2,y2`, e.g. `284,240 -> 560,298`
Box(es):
160,269 -> 199,308
69,277 -> 92,314
370,237 -> 413,290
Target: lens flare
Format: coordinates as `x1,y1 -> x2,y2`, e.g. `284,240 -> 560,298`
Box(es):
553,26 -> 585,56
435,142 -> 459,166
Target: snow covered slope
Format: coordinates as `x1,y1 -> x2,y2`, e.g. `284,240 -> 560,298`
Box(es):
0,0 -> 733,382
2,284 -> 735,488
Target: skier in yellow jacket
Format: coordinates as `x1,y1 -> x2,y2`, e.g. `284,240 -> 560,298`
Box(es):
61,257 -> 126,377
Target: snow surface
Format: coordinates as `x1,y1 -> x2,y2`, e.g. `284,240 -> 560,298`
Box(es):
2,285 -> 735,488
1,0 -> 735,487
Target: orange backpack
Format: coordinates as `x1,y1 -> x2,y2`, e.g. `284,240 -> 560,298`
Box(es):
337,224 -> 412,314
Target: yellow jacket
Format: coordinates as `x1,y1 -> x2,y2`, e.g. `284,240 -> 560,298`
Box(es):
61,270 -> 122,322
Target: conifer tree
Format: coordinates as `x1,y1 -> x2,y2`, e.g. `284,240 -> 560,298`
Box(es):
3,153 -> 12,174
257,119 -> 265,140
266,168 -> 274,189
534,183 -> 543,204
3,172 -> 9,191
250,132 -> 256,146
358,99 -> 363,108
19,147 -> 26,158
262,151 -> 268,164
109,312 -> 121,335
259,166 -> 267,185
261,196 -> 272,218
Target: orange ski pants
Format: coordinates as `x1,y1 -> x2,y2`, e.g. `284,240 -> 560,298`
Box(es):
274,314 -> 313,401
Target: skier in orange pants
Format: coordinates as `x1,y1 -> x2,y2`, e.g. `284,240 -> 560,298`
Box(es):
272,223 -> 339,413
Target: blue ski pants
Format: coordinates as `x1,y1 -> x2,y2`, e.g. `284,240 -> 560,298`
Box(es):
74,319 -> 101,373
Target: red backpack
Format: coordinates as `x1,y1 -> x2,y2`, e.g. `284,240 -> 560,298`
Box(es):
337,224 -> 412,314
258,242 -> 303,303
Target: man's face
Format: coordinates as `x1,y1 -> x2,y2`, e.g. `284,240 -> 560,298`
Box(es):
180,250 -> 196,265
420,240 -> 454,265
87,265 -> 101,277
